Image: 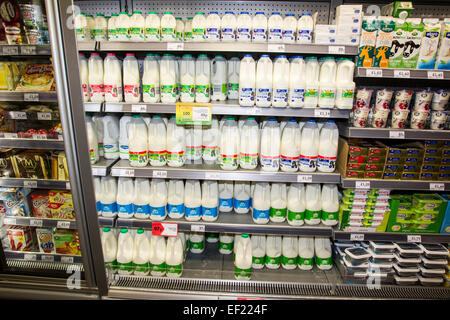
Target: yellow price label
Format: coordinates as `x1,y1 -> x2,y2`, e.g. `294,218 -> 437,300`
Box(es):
176,102 -> 212,125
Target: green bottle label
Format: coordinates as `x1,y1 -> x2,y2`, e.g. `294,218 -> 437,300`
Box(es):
150,262 -> 166,275
181,84 -> 195,97
235,266 -> 251,279
321,210 -> 338,222
315,256 -> 332,266
161,85 -> 176,97
270,207 -> 287,219
166,264 -> 182,276
252,256 -> 265,267
288,210 -> 305,222
282,255 -> 298,266
305,209 -> 321,221
145,28 -> 160,39
192,28 -> 205,39
190,241 -> 204,250
134,262 -> 149,274
227,83 -> 239,93
304,89 -> 318,98
117,28 -> 129,36
265,255 -> 281,267
143,84 -> 160,97
76,28 -> 85,38
130,27 -> 144,37
219,242 -> 234,251
320,89 -> 336,99
161,27 -> 175,39
342,89 -> 354,99
298,257 -> 313,266
195,84 -> 210,97
118,261 -> 134,273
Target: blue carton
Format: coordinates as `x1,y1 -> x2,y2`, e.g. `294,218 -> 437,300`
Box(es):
440,194 -> 450,233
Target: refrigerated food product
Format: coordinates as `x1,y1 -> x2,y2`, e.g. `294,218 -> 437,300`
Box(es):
35,228 -> 55,253
7,226 -> 34,251
15,63 -> 54,91
48,190 -> 74,220
53,229 -> 80,255
30,191 -> 50,218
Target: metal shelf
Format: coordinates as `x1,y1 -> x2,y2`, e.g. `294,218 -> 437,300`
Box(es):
2,216 -> 77,229
84,103 -> 102,112
110,160 -> 341,183
98,216 -> 116,227
341,178 -> 450,191
77,41 -> 97,51
4,250 -> 83,264
357,67 -> 450,80
341,126 -> 450,140
91,158 -> 120,176
0,91 -> 58,102
2,110 -> 59,121
0,44 -> 52,56
0,178 -> 70,189
334,231 -> 450,243
104,101 -> 351,118
0,138 -> 64,149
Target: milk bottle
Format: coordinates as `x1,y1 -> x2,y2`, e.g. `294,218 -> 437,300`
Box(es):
104,53 -> 123,102
315,237 -> 332,270
160,54 -> 177,103
304,57 -> 319,108
236,12 -> 251,42
252,182 -> 271,224
297,13 -> 313,43
321,184 -> 339,226
239,55 -> 256,106
117,177 -> 134,218
88,53 -> 104,102
86,115 -> 99,164
283,13 -> 297,43
287,183 -> 305,225
85,14 -> 96,40
305,184 -> 321,225
175,17 -> 184,41
129,11 -> 145,41
145,11 -> 160,41
123,53 -> 140,103
268,12 -> 283,42
102,115 -> 120,159
192,12 -> 206,42
178,232 -> 188,260
167,180 -> 185,219
239,117 -> 259,169
149,235 -> 166,276
221,12 -> 236,42
219,117 -> 240,170
119,115 -> 132,159
93,115 -> 104,157
234,182 -> 251,214
218,181 -> 234,213
161,12 -> 176,41
133,178 -> 151,219
235,234 -> 252,280
201,180 -> 219,221
184,17 -> 193,41
270,183 -> 287,223
166,116 -> 186,167
143,54 -> 160,103
211,55 -> 227,101
116,12 -> 130,41
132,229 -> 150,275
233,234 -> 241,256
116,228 -> 134,275
93,14 -> 107,42
195,54 -> 211,102
282,236 -> 298,269
318,57 -> 337,108
251,235 -> 266,269
107,14 -> 118,41
260,118 -> 280,172
101,176 -> 117,217
299,120 -> 319,172
79,54 -> 89,102
288,56 -> 306,107
189,232 -> 205,254
202,117 -> 219,164
272,56 -> 289,107
94,177 -> 102,215
265,235 -> 281,269
101,227 -> 117,271
335,59 -> 355,109
219,233 -> 234,255
255,55 -> 273,107
184,180 -> 202,221
179,54 -> 195,102
252,12 -> 268,42
317,120 -> 338,173
298,236 -> 314,270
206,11 -> 220,41
128,115 -> 148,167
75,12 -> 87,41
227,57 -> 240,99
185,126 -> 202,162
166,236 -> 183,277
149,179 -> 168,221
280,119 -> 301,172
147,115 -> 167,166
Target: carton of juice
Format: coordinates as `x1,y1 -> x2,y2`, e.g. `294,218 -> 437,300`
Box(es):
373,17 -> 396,68
357,16 -> 379,67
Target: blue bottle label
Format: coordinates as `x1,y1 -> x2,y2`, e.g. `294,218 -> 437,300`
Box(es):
102,202 -> 117,214
202,206 -> 218,219
118,203 -> 133,216
185,206 -> 202,218
253,208 -> 270,221
150,205 -> 166,218
167,203 -> 184,215
234,199 -> 250,210
134,204 -> 150,215
219,198 -> 233,209
96,201 -> 102,213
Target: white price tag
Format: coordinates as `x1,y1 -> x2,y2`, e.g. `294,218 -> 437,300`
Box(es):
24,254 -> 37,261
389,130 -> 405,139
66,182 -> 71,189
3,46 -> 18,55
131,104 -> 146,112
3,218 -> 16,225
191,224 -> 205,232
3,133 -> 18,139
32,134 -> 47,140
205,172 -> 220,180
297,175 -> 313,183
41,255 -> 54,262
24,180 -> 37,188
61,256 -> 74,264
58,135 -> 64,141
21,46 -> 36,55
192,107 -> 211,122
57,221 -> 71,229
314,109 -> 331,118
120,169 -> 135,177
249,107 -> 262,115
355,181 -> 371,189
24,93 -> 39,102
430,183 -> 445,191
37,112 -> 52,120
407,235 -> 421,243
10,111 -> 27,120
167,42 -> 184,50
350,233 -> 365,241
92,167 -> 106,176
328,46 -> 345,54
152,170 -> 167,178
427,71 -> 444,80
30,219 -> 43,227
268,44 -> 285,52
365,68 -> 383,77
159,222 -> 178,237
394,69 -> 410,78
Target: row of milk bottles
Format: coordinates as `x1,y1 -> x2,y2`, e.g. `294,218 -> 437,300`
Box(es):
239,55 -> 355,109
79,52 -> 240,103
101,227 -> 186,277
234,235 -> 333,280
94,176 -> 339,226
75,11 -> 315,44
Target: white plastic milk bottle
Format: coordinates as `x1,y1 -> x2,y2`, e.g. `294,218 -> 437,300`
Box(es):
252,182 -> 271,224
219,117 -> 240,170
255,55 -> 273,107
88,53 -> 104,102
315,237 -> 332,270
318,57 -> 337,108
94,177 -> 102,215
219,181 -> 234,213
184,180 -> 202,221
251,235 -> 266,269
145,11 -> 160,41
211,55 -> 227,101
149,179 -> 168,221
93,115 -> 104,157
282,236 -> 298,269
166,116 -> 186,167
234,182 -> 251,214
304,57 -> 319,108
102,115 -> 120,159
335,58 -> 355,109
272,56 -> 290,107
133,229 -> 150,275
107,14 -> 118,41
252,12 -> 267,42
239,117 -> 259,169
305,184 -> 321,225
129,11 -> 145,41
221,11 -> 236,41
161,12 -> 176,41
119,115 -> 132,159
101,176 -> 117,217
219,233 -> 234,255
167,180 -> 185,219
321,184 -> 339,226
189,232 -> 205,254
236,12 -> 251,42
265,235 -> 282,269
134,178 -> 151,219
317,120 -> 338,173
117,177 -> 134,218
195,54 -> 211,102
104,53 -> 123,102
288,56 -> 306,107
116,12 -> 130,41
86,115 -> 99,164
283,13 -> 297,43
227,57 -> 240,100
270,183 -> 288,223
101,227 -> 117,271
260,118 -> 281,172
297,13 -> 314,43
160,54 -> 177,103
234,234 -> 252,280
116,228 -> 134,275
280,119 -> 301,172
79,53 -> 89,102
202,117 -> 219,164
148,115 -> 167,166
183,17 -> 193,41
202,180 -> 219,221
143,54 -> 160,103
287,183 -> 306,226
123,53 -> 140,103
206,11 -> 220,41
298,236 -> 314,270
85,14 -> 95,41
128,115 -> 148,167
179,54 -> 195,102
166,236 -> 184,277
175,17 -> 184,41
185,126 -> 202,163
75,12 -> 87,41
299,120 -> 319,172
268,12 -> 283,42
192,12 -> 206,41
149,235 -> 166,276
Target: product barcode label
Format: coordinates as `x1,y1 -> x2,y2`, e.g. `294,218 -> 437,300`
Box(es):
407,235 -> 421,243
24,254 -> 37,261
205,172 -> 220,180
297,175 -> 313,183
3,218 -> 16,225
57,221 -> 71,229
152,170 -> 167,178
328,46 -> 345,54
30,219 -> 43,227
355,181 -> 370,189
3,46 -> 18,55
365,68 -> 383,77
3,133 -> 18,139
21,46 -> 36,55
61,256 -> 74,264
427,71 -> 444,80
37,112 -> 52,120
192,107 -> 211,122
350,233 -> 365,241
10,111 -> 27,120
152,222 -> 178,237
394,70 -> 410,78
24,180 -> 38,188
24,93 -> 39,101
131,104 -> 146,112
389,130 -> 405,139
268,44 -> 285,52
314,109 -> 331,118
191,224 -> 205,232
167,42 -> 184,50
32,134 -> 47,140
41,255 -> 54,262
120,169 -> 135,177
430,183 -> 445,191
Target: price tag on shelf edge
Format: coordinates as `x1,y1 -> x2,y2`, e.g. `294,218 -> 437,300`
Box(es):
314,109 -> 331,118
268,44 -> 285,52
24,180 -> 37,188
389,130 -> 405,139
205,172 -> 220,180
394,69 -> 410,78
61,256 -> 74,264
365,68 -> 383,77
430,183 -> 445,191
3,46 -> 18,55
3,217 -> 16,225
328,46 -> 345,54
152,222 -> 178,237
297,175 -> 313,183
24,254 -> 37,261
167,42 -> 184,50
192,107 -> 211,122
3,133 -> 18,139
355,180 -> 371,189
152,170 -> 167,178
427,71 -> 444,80
41,255 -> 54,262
66,182 -> 71,189
350,233 -> 365,241
131,104 -> 147,112
37,112 -> 52,120
32,134 -> 47,140
10,111 -> 27,120
407,235 -> 421,243
120,169 -> 135,177
30,219 -> 43,227
57,220 -> 71,229
21,46 -> 36,55
24,93 -> 39,102
191,224 -> 205,232
176,102 -> 211,125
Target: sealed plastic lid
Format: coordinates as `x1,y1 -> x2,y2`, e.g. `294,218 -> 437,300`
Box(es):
244,54 -> 253,57
394,243 -> 423,254
307,119 -> 316,123
302,13 -> 312,16
260,54 -> 270,58
133,115 -> 142,118
305,56 -> 317,60
275,55 -> 287,59
182,53 -> 193,57
240,12 -> 249,14
163,53 -> 174,56
248,117 -> 255,120
86,14 -> 94,17
327,120 -> 335,123
106,53 -> 115,56
289,118 -> 297,122
148,11 -> 158,15
103,227 -> 111,232
163,11 -> 173,15
91,53 -> 100,56
241,234 -> 249,238
268,118 -> 276,121
120,228 -> 128,233
272,12 -> 281,15
198,54 -> 208,57
126,53 -> 135,57
153,115 -> 161,118
76,12 -> 85,16
195,12 -> 205,15
133,11 -> 142,14
111,14 -> 118,17
225,11 -> 234,15
119,12 -> 127,15
209,11 -> 219,14
292,55 -> 303,59
137,229 -> 144,234
97,14 -> 105,17
286,13 -> 295,17
176,17 -> 182,20
188,17 -> 193,20
226,117 -> 235,120
146,53 -> 154,57
256,12 -> 265,15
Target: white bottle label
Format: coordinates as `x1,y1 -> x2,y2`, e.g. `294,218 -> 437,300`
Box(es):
290,88 -> 305,104
161,28 -> 175,40
145,28 -> 160,40
297,30 -> 312,43
89,84 -> 104,101
280,154 -> 299,170
124,84 -> 140,101
167,150 -> 185,166
299,154 -> 317,170
256,88 -> 272,104
252,28 -> 267,41
206,28 -> 220,40
104,143 -> 119,156
104,84 -> 122,101
143,84 -> 160,99
282,30 -> 295,42
237,28 -> 251,40
317,155 -> 336,171
221,28 -> 235,40
192,28 -> 205,40
273,88 -> 288,104
268,28 -> 282,41
239,87 -> 254,104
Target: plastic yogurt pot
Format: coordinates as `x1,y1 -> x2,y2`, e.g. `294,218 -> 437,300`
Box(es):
413,90 -> 433,112
430,110 -> 448,130
371,109 -> 390,128
391,110 -> 410,129
353,108 -> 370,127
431,89 -> 449,111
355,88 -> 373,109
410,111 -> 429,129
375,89 -> 394,110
